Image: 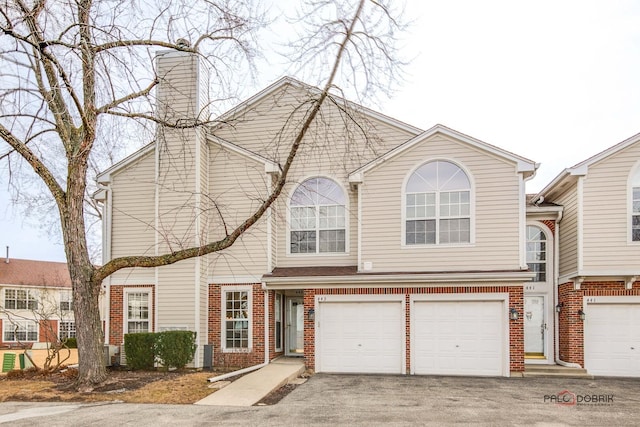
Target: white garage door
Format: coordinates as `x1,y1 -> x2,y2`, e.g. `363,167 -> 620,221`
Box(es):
317,300 -> 404,374
413,300 -> 504,376
584,304 -> 640,377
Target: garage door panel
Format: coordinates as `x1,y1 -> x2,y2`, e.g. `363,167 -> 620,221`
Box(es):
585,303 -> 640,377
413,300 -> 504,376
318,301 -> 404,374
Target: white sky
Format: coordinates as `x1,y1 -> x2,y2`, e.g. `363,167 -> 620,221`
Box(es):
2,0 -> 639,262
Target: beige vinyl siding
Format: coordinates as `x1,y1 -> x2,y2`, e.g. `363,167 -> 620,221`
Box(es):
213,84 -> 418,169
582,142 -> 640,270
360,133 -> 522,272
109,151 -> 156,284
555,185 -> 579,278
206,144 -> 269,276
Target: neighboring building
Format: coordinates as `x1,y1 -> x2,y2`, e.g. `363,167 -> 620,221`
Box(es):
536,132 -> 640,377
0,257 -> 75,348
96,50 -> 639,377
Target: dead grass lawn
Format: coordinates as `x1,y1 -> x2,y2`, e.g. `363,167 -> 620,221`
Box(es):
0,368 -> 217,404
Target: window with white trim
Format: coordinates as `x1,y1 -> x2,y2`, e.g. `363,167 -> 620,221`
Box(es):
126,291 -> 150,334
59,321 -> 76,340
290,177 -> 346,253
632,167 -> 640,241
405,160 -> 471,245
222,287 -> 251,350
3,320 -> 38,342
526,225 -> 547,282
4,289 -> 38,310
60,290 -> 73,312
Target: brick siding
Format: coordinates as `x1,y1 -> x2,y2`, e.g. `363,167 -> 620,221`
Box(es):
558,280 -> 640,366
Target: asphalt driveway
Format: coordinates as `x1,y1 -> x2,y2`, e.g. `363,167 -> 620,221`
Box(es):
1,374 -> 639,426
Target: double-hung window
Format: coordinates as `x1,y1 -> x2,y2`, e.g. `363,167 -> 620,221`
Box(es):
405,160 -> 471,245
290,177 -> 346,254
3,320 -> 38,342
223,287 -> 252,350
59,321 -> 76,340
126,291 -> 150,334
60,290 -> 73,312
4,289 -> 38,310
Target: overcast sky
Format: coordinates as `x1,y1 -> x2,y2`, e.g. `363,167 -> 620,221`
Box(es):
2,0 -> 639,262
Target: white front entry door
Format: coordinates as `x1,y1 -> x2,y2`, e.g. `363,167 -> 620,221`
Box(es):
316,300 -> 404,374
584,303 -> 640,377
412,300 -> 504,376
524,296 -> 545,356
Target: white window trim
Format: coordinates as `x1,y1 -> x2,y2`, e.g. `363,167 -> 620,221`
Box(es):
3,319 -> 39,342
3,288 -> 39,311
286,175 -> 351,256
58,320 -> 76,340
123,287 -> 153,337
526,223 -> 551,284
628,161 -> 640,245
400,158 -> 476,248
221,285 -> 253,353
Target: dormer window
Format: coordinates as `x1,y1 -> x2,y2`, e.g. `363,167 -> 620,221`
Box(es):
290,177 -> 346,254
405,160 -> 472,245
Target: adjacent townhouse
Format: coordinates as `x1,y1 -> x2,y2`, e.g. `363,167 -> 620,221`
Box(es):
95,50 -> 639,377
0,256 -> 75,348
536,133 -> 640,377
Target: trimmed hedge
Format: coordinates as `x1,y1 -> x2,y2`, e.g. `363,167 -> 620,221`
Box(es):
124,332 -> 156,370
124,331 -> 197,370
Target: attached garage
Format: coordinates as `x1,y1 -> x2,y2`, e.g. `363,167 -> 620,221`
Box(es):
411,294 -> 509,376
315,295 -> 405,374
584,299 -> 640,377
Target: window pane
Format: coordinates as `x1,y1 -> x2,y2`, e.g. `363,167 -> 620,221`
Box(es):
225,290 -> 250,349
633,215 -> 640,241
440,219 -> 470,244
290,231 -> 316,253
406,220 -> 436,245
319,230 -> 346,252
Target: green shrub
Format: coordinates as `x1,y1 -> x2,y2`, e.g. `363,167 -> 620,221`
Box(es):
155,331 -> 197,369
124,333 -> 156,370
63,337 -> 77,348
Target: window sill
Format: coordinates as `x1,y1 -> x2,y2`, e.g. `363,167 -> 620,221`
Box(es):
401,243 -> 475,249
221,347 -> 253,354
286,252 -> 351,257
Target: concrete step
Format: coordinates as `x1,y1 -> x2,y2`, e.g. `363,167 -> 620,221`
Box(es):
524,364 -> 593,379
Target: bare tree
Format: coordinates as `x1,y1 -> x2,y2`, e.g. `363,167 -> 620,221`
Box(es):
0,0 -> 405,390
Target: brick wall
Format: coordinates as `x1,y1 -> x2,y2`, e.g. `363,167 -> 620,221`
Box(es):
558,280 -> 640,366
304,286 -> 525,374
109,284 -> 156,346
39,319 -> 58,343
208,283 -> 266,368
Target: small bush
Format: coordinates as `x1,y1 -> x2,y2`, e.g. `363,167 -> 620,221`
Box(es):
6,369 -> 24,379
155,331 -> 197,370
63,337 -> 77,348
124,333 -> 156,370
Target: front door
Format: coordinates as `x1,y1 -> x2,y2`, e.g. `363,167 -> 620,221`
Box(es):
524,296 -> 545,357
286,297 -> 304,356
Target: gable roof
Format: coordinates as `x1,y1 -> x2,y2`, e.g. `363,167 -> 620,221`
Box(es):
349,124 -> 538,183
211,76 -> 424,137
538,130 -> 640,198
0,258 -> 71,288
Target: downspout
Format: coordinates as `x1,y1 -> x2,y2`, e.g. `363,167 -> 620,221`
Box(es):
264,289 -> 269,364
553,209 -> 582,368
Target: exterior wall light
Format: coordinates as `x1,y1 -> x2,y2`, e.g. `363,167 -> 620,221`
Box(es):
578,309 -> 586,321
509,308 -> 519,320
307,308 -> 315,321
555,302 -> 564,313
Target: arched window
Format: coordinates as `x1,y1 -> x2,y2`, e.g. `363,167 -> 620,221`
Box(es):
526,225 -> 547,282
632,167 -> 640,241
405,160 -> 471,245
290,177 -> 346,254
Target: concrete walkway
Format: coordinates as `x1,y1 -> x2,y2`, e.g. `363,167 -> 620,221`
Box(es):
195,357 -> 305,406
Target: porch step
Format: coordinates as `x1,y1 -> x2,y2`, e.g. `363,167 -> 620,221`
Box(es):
524,364 -> 594,379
